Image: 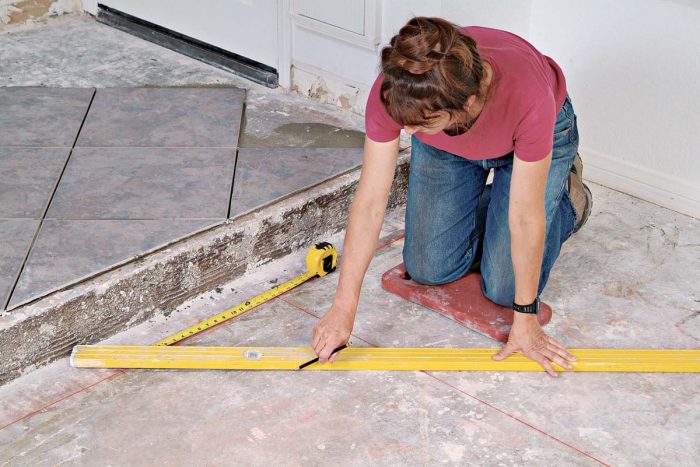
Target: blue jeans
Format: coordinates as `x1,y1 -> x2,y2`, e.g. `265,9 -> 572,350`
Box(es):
403,96 -> 579,307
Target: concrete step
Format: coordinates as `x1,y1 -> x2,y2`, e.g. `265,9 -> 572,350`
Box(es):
0,152 -> 410,386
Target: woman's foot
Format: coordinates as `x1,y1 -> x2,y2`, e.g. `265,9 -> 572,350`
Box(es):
569,153 -> 592,234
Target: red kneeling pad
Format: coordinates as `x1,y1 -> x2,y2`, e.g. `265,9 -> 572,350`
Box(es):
381,263 -> 552,343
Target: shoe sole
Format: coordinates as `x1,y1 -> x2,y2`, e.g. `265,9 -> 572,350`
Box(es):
573,182 -> 592,234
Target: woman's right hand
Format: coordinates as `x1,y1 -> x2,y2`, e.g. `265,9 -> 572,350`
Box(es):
310,136 -> 398,364
312,304 -> 355,363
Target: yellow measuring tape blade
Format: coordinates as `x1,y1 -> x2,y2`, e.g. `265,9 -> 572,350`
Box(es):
154,271 -> 316,346
153,242 -> 337,346
71,346 -> 700,373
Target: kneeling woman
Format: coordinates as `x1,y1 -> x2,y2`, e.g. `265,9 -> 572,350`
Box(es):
312,17 -> 592,377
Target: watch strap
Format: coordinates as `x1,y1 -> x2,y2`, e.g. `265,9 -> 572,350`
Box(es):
513,297 -> 540,314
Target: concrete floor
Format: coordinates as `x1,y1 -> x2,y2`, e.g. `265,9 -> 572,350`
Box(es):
1,182 -> 699,466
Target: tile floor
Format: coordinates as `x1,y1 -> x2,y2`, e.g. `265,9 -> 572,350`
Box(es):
0,15 -> 366,310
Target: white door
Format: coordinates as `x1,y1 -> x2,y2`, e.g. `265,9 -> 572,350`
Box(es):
94,0 -> 280,71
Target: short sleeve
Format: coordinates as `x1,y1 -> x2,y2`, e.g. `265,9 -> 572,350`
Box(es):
365,74 -> 402,143
513,94 -> 557,162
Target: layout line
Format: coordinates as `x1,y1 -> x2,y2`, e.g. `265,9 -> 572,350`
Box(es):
0,370 -> 125,432
282,297 -> 609,465
0,228 -> 404,430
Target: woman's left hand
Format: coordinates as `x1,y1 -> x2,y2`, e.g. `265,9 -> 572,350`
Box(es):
492,314 -> 576,377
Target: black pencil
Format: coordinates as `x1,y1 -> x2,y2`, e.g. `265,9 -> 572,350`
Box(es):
298,344 -> 348,369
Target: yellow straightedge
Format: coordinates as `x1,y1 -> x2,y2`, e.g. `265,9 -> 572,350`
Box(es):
153,242 -> 337,346
70,346 -> 700,373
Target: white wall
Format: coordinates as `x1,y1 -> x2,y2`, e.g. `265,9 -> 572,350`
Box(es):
293,0 -> 700,217
528,0 -> 700,218
415,1 -> 700,217
439,0 -> 532,39
289,0 -> 538,113
380,0 -> 440,44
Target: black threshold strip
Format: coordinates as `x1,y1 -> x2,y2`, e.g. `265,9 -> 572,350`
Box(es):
96,3 -> 278,88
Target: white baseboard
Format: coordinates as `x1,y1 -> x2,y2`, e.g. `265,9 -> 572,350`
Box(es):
81,0 -> 97,15
581,147 -> 699,219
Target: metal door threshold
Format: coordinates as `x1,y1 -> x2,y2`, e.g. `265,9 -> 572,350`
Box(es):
96,3 -> 278,87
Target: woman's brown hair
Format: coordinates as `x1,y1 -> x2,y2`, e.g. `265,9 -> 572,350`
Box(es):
380,17 -> 485,129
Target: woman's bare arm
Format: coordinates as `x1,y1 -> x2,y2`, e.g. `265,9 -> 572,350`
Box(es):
312,136 -> 400,362
492,153 -> 576,377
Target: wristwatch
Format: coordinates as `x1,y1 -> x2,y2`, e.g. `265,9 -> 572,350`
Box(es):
513,297 -> 540,314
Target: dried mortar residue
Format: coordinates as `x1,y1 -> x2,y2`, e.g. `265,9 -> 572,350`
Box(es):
0,0 -> 80,28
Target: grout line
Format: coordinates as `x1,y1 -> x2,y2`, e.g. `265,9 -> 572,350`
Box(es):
227,147 -> 239,219
2,88 -> 98,311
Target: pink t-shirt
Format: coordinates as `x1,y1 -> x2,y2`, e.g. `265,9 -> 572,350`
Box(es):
365,26 -> 567,162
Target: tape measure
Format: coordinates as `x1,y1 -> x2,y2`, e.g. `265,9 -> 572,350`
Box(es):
71,345 -> 700,373
154,242 -> 337,346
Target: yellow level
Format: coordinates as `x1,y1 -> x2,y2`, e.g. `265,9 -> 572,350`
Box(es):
70,346 -> 700,373
153,242 -> 337,346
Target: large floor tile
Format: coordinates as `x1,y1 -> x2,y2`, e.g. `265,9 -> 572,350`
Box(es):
46,147 -> 236,219
0,87 -> 94,147
8,219 -> 219,308
230,147 -> 363,216
0,147 -> 70,218
0,219 -> 39,309
240,121 -> 365,148
76,87 -> 245,147
238,89 -> 364,148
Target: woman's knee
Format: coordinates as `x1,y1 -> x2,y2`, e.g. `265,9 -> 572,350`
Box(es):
403,246 -> 470,286
480,267 -> 515,307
